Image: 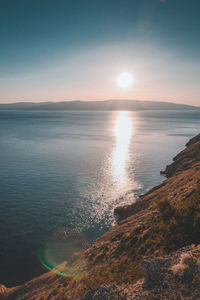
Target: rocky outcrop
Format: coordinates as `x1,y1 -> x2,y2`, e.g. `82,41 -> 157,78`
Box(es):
114,195 -> 149,221
0,285 -> 7,296
115,133 -> 200,221
161,133 -> 200,178
186,133 -> 200,147
0,271 -> 70,300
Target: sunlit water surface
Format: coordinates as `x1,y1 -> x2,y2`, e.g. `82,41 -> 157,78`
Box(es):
0,110 -> 200,285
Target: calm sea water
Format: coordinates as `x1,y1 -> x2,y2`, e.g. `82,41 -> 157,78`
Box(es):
0,110 -> 200,286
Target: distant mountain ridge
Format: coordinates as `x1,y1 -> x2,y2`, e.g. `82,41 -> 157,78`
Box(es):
0,100 -> 198,111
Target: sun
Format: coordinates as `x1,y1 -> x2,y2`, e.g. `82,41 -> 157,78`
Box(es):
117,72 -> 133,89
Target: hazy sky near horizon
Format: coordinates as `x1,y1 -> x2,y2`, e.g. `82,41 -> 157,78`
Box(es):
0,0 -> 200,105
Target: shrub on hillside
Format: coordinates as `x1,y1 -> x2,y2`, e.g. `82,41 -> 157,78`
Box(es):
154,187 -> 200,252
171,252 -> 198,282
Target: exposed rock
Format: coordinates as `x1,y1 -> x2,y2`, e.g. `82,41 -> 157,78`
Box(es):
0,284 -> 7,295
114,197 -> 149,222
1,272 -> 69,300
80,285 -> 117,300
186,133 -> 200,147
141,258 -> 163,288
161,133 -> 200,178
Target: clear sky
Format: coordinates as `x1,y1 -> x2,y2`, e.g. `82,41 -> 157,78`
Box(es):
0,0 -> 200,105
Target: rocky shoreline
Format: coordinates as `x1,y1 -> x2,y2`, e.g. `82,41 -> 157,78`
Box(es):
1,133 -> 200,299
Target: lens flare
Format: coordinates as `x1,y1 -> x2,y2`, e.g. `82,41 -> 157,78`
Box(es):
39,229 -> 89,277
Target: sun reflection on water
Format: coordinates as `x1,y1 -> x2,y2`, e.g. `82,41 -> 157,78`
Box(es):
113,111 -> 133,185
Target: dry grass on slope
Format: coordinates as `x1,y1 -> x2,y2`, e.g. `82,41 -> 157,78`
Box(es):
59,165 -> 200,299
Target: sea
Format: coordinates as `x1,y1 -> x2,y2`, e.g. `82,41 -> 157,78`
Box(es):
0,110 -> 200,286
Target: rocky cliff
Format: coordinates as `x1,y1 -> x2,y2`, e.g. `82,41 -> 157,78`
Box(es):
1,134 -> 200,300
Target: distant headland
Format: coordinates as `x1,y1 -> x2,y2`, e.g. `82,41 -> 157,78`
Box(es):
0,100 -> 199,111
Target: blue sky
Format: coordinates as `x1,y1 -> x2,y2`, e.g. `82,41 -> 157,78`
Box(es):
0,0 -> 200,105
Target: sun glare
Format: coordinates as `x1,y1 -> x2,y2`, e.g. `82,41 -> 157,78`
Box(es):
117,72 -> 133,89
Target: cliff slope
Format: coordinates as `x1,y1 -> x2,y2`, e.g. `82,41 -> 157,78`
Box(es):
1,133 -> 200,300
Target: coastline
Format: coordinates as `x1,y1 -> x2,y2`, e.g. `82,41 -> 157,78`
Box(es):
1,133 -> 200,299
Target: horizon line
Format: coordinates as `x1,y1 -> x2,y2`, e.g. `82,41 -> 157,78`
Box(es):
0,99 -> 198,107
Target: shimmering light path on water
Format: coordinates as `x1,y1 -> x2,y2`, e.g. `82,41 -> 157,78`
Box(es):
113,111 -> 133,185
0,110 -> 200,285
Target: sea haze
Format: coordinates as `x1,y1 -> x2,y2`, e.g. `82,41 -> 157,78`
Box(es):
0,110 -> 200,286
